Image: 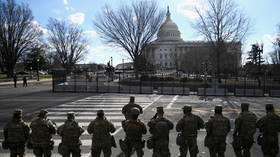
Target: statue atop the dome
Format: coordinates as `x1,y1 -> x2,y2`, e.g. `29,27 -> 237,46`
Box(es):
166,6 -> 171,21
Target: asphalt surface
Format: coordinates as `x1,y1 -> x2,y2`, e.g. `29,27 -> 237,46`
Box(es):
0,83 -> 280,157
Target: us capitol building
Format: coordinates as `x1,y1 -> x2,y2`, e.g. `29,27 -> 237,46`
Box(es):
144,7 -> 242,74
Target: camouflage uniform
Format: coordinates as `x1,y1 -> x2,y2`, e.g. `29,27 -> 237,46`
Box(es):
205,105 -> 231,157
87,110 -> 116,157
30,110 -> 57,157
122,107 -> 147,157
233,103 -> 257,157
57,112 -> 85,157
148,107 -> 174,157
3,109 -> 31,157
122,96 -> 143,120
176,105 -> 204,157
257,104 -> 280,157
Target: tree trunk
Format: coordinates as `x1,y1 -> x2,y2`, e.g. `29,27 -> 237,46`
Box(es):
217,50 -> 221,75
133,61 -> 139,79
6,66 -> 15,78
0,63 -> 4,73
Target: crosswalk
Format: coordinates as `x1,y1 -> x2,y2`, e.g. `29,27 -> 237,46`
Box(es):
0,94 -> 160,157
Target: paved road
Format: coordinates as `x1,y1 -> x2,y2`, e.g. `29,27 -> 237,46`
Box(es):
0,85 -> 280,156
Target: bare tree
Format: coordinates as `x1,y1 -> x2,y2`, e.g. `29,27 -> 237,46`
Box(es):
181,47 -> 212,74
269,25 -> 280,75
94,0 -> 165,77
47,18 -> 88,72
193,0 -> 250,75
270,25 -> 280,64
270,50 -> 280,65
0,0 -> 42,77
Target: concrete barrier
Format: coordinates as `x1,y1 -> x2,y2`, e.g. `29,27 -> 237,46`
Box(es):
159,87 -> 190,95
197,88 -> 227,96
269,90 -> 280,97
235,89 -> 264,97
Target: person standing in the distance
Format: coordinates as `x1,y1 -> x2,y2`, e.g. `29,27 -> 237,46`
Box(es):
232,103 -> 257,157
87,110 -> 116,157
57,112 -> 85,157
13,74 -> 17,88
30,110 -> 57,157
3,109 -> 31,157
122,96 -> 143,120
147,107 -> 174,157
205,105 -> 231,157
122,107 -> 147,157
23,76 -> 27,87
176,105 -> 204,157
257,104 -> 280,157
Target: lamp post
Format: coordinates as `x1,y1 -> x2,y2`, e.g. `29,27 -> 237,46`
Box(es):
37,58 -> 40,81
256,43 -> 263,88
122,58 -> 124,79
258,43 -> 263,75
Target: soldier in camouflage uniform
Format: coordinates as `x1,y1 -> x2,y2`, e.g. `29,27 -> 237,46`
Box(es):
257,104 -> 280,157
148,107 -> 174,157
122,107 -> 147,157
122,96 -> 143,120
176,105 -> 204,157
57,112 -> 85,157
87,110 -> 116,157
233,103 -> 257,157
205,105 -> 231,157
3,109 -> 31,157
30,110 -> 57,157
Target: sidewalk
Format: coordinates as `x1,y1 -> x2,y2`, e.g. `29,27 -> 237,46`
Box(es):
0,78 -> 52,85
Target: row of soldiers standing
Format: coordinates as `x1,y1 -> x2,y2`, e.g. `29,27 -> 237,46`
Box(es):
120,97 -> 280,157
3,109 -> 115,157
2,96 -> 280,157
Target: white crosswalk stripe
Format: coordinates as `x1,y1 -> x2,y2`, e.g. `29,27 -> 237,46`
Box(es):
0,94 -> 159,156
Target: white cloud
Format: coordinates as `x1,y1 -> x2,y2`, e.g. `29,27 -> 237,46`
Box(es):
31,20 -> 39,26
91,43 -> 123,52
68,12 -> 85,24
132,16 -> 137,21
83,43 -> 125,64
31,20 -> 49,34
176,0 -> 207,19
65,6 -> 75,11
53,9 -> 61,15
84,30 -> 100,39
63,0 -> 68,5
195,35 -> 204,40
260,34 -> 278,51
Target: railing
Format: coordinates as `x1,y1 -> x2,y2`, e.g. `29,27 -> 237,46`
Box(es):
52,70 -> 280,97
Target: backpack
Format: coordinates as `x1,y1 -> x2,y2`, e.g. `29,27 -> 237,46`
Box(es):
212,115 -> 229,136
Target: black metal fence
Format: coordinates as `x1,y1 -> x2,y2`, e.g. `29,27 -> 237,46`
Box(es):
52,69 -> 280,97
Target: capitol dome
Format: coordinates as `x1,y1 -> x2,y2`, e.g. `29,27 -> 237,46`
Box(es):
157,7 -> 182,42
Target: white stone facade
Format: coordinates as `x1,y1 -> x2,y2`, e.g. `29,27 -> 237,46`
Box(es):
144,7 -> 241,73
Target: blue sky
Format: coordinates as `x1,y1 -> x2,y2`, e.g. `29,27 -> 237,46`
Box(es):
21,0 -> 280,66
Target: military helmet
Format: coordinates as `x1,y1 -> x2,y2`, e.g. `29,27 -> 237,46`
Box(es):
38,109 -> 48,117
14,109 -> 22,114
97,110 -> 104,117
182,105 -> 192,112
130,107 -> 140,115
13,109 -> 22,118
215,105 -> 223,113
265,104 -> 274,111
241,103 -> 249,111
67,112 -> 75,119
129,96 -> 135,103
156,106 -> 164,114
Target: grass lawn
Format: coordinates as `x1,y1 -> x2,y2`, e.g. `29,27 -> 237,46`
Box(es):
0,74 -> 52,79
